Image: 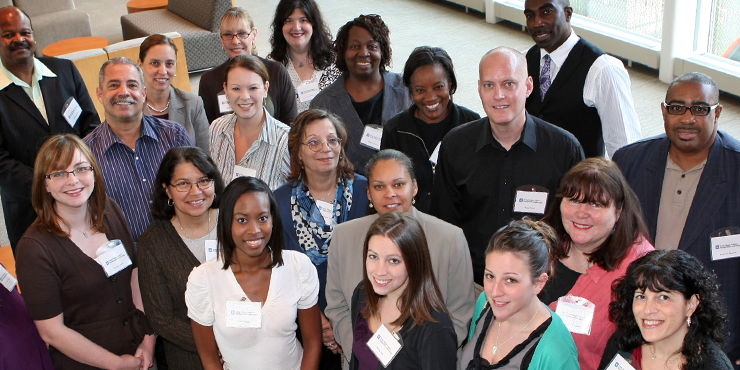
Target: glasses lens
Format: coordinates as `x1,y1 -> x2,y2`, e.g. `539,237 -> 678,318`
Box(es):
175,182 -> 191,192
327,138 -> 340,149
221,33 -> 233,41
50,171 -> 66,180
237,32 -> 249,39
198,179 -> 214,189
691,106 -> 711,116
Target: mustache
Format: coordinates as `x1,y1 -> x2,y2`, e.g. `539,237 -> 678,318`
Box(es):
673,125 -> 699,132
110,97 -> 137,105
10,41 -> 30,51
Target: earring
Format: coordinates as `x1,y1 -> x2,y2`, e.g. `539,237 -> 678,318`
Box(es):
412,199 -> 416,205
369,202 -> 373,209
687,316 -> 692,328
167,198 -> 174,206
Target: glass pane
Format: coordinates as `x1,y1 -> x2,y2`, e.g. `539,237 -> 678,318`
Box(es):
708,0 -> 740,61
570,0 -> 664,39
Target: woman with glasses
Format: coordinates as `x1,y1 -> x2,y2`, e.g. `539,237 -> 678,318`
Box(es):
268,0 -> 342,113
15,134 -> 155,369
199,7 -> 298,124
274,109 -> 369,369
137,146 -> 225,370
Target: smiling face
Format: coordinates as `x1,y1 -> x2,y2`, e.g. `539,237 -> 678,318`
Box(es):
165,161 -> 215,220
299,118 -> 340,179
523,0 -> 573,53
560,197 -> 621,253
411,64 -> 452,124
221,18 -> 256,58
367,159 -> 418,215
484,251 -> 547,321
97,63 -> 146,125
140,44 -> 176,93
663,81 -> 721,157
366,234 -> 409,302
282,8 -> 313,53
478,51 -> 533,129
231,191 -> 273,260
0,8 -> 34,67
344,26 -> 382,79
224,66 -> 268,123
45,149 -> 95,213
633,288 -> 698,345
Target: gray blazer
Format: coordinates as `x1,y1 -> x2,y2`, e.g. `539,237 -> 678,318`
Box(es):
143,86 -> 209,153
310,71 -> 412,175
325,207 -> 475,356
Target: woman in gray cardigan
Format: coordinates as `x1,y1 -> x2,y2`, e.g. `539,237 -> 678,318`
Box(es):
138,147 -> 225,370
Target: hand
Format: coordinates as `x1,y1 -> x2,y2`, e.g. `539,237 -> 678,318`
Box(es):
113,354 -> 143,370
736,357 -> 739,365
321,312 -> 342,355
133,335 -> 156,369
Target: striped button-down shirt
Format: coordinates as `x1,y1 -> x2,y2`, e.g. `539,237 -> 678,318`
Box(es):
84,115 -> 193,243
209,111 -> 290,190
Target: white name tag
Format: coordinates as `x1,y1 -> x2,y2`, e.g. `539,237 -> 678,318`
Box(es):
513,190 -> 548,214
94,240 -> 132,277
366,324 -> 403,367
555,296 -> 595,335
360,125 -> 382,151
606,353 -> 636,370
62,97 -> 82,128
225,300 -> 262,328
316,200 -> 334,225
296,82 -> 320,103
234,165 -> 257,179
218,93 -> 233,114
711,234 -> 740,261
205,239 -> 219,262
0,264 -> 17,292
429,142 -> 441,166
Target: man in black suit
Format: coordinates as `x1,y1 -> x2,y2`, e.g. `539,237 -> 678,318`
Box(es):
0,6 -> 99,253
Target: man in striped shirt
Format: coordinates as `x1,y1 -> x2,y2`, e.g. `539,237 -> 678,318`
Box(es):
84,57 -> 192,243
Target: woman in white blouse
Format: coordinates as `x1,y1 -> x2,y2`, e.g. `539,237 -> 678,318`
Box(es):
186,176 -> 322,370
209,54 -> 291,189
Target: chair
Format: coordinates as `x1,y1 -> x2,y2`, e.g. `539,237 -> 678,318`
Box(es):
57,48 -> 108,122
14,0 -> 92,57
120,0 -> 230,72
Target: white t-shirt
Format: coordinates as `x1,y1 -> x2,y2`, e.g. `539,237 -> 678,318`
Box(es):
186,250 -> 319,370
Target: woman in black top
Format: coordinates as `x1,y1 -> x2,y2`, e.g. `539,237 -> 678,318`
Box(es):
380,46 -> 479,212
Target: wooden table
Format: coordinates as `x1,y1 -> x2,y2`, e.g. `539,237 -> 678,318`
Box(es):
42,36 -> 109,58
127,0 -> 168,13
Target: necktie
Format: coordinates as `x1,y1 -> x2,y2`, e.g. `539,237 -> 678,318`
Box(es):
540,54 -> 551,101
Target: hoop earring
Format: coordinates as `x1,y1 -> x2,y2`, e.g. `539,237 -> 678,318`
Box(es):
167,198 -> 174,206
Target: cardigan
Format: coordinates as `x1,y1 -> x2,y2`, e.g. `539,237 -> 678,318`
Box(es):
143,86 -> 209,153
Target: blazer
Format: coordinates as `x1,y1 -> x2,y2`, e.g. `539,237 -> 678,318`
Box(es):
612,131 -> 740,361
0,57 -> 100,248
310,71 -> 413,176
143,86 -> 209,153
325,207 -> 475,356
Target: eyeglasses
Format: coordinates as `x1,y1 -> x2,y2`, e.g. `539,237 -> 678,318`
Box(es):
663,103 -> 719,116
302,138 -> 341,152
169,178 -> 215,192
45,166 -> 93,181
220,30 -> 252,41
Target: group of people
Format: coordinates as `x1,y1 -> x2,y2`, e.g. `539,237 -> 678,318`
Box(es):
0,0 -> 739,370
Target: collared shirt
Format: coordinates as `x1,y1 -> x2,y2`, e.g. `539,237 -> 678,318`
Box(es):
0,57 -> 56,123
209,110 -> 290,190
84,115 -> 193,243
654,156 -> 706,249
430,114 -> 584,283
538,30 -> 642,157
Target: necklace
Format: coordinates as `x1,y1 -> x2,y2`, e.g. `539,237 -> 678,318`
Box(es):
75,226 -> 91,238
176,212 -> 212,255
290,53 -> 309,68
308,188 -> 335,203
147,98 -> 170,113
491,304 -> 540,356
650,344 -> 657,360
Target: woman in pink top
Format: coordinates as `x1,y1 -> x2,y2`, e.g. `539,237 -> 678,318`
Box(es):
540,157 -> 654,370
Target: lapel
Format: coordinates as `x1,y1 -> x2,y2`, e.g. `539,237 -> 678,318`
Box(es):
332,72 -> 365,147
381,72 -> 408,122
678,135 -> 728,250
641,137 -> 671,239
542,39 -> 585,105
168,86 -> 186,123
4,82 -> 49,130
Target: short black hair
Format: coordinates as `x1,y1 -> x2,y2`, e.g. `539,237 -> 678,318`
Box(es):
334,14 -> 391,73
402,46 -> 457,96
666,72 -> 719,103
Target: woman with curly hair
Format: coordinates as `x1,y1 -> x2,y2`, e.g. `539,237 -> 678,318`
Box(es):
268,0 -> 342,113
599,249 -> 732,370
310,14 -> 412,176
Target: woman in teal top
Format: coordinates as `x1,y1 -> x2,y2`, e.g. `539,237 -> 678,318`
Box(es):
460,218 -> 579,370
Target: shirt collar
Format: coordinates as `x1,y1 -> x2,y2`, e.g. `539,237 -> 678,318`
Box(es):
540,29 -> 579,68
97,115 -> 159,152
0,57 -> 56,90
475,113 -> 538,152
215,109 -> 280,147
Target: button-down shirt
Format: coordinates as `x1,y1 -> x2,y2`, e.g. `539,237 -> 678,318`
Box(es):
84,115 -> 193,243
0,57 -> 56,123
430,114 -> 584,283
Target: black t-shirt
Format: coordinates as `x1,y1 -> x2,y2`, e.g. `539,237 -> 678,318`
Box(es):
538,259 -> 582,305
413,111 -> 454,156
350,89 -> 384,126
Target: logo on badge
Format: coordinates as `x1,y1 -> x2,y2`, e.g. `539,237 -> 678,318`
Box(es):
716,245 -> 720,249
519,198 -> 523,202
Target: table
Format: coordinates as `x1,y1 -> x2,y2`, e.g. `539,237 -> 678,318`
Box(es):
42,36 -> 109,58
127,0 -> 168,13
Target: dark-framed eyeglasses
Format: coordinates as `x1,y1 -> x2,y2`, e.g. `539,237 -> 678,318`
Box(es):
220,30 -> 252,41
169,178 -> 215,192
302,138 -> 342,152
663,102 -> 719,116
45,166 -> 94,181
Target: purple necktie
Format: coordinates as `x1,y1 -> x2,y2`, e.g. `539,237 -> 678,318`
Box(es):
540,54 -> 551,101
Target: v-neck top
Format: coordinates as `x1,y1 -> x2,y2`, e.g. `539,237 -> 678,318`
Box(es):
186,250 -> 319,370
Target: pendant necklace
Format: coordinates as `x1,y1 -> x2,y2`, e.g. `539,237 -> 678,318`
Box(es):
147,98 -> 170,113
491,304 -> 540,356
177,212 -> 211,256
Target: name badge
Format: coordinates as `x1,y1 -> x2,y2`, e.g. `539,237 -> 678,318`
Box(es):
429,142 -> 441,167
360,125 -> 382,151
225,299 -> 262,328
218,92 -> 233,114
62,97 -> 82,128
555,295 -> 595,335
205,239 -> 219,262
711,228 -> 740,261
316,200 -> 334,225
605,353 -> 636,370
367,324 -> 403,367
234,165 -> 257,179
513,190 -> 548,214
296,82 -> 320,103
0,263 -> 17,292
94,240 -> 133,277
